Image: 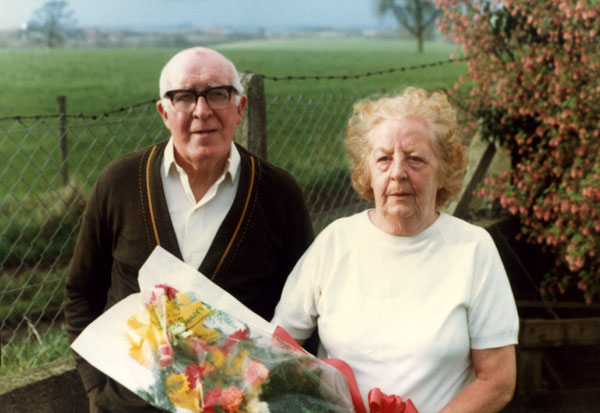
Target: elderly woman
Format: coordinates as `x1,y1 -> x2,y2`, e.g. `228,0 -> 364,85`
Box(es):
272,88 -> 519,413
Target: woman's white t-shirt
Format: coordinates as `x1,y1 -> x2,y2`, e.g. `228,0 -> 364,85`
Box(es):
272,211 -> 519,413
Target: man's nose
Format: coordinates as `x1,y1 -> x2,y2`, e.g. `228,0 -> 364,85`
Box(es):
193,96 -> 212,117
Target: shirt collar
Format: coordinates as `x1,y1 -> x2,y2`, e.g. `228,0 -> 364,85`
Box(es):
163,137 -> 241,183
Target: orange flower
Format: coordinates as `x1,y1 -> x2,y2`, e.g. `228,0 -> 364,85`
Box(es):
220,386 -> 245,412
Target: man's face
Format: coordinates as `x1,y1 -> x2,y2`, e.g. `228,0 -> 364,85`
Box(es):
157,51 -> 247,171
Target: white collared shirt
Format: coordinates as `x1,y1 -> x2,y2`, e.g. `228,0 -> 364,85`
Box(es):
161,137 -> 241,269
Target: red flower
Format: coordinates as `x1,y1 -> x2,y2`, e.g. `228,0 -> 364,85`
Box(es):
225,329 -> 249,350
203,387 -> 222,413
368,388 -> 418,413
155,284 -> 178,300
184,364 -> 205,389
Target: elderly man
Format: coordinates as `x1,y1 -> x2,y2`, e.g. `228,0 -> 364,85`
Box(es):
64,47 -> 313,412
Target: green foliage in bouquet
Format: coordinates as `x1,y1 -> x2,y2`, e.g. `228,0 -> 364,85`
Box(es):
259,352 -> 345,413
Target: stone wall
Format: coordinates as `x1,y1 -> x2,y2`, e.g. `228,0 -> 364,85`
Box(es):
0,356 -> 87,413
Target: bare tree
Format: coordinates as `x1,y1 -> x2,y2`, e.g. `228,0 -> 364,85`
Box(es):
27,1 -> 76,48
377,0 -> 439,53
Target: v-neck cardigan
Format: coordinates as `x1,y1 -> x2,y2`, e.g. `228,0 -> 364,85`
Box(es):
64,139 -> 314,399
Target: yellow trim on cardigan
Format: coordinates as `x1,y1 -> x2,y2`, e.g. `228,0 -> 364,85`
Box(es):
146,145 -> 161,246
212,155 -> 256,280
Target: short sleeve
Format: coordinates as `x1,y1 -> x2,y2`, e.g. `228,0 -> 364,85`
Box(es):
271,236 -> 327,341
468,231 -> 520,349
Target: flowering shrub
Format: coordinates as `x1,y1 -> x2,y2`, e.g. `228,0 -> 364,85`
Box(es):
434,0 -> 600,303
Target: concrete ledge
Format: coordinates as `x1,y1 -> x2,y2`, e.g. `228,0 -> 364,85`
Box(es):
0,356 -> 87,413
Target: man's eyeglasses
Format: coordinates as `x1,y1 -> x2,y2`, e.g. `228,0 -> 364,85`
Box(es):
163,86 -> 238,112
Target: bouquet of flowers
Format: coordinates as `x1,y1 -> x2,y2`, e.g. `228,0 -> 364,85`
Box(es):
72,246 -> 357,413
126,282 -> 354,412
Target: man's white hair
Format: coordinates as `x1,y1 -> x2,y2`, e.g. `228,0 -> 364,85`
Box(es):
158,47 -> 244,105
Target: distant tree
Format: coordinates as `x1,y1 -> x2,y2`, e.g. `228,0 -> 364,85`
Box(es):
27,1 -> 76,47
377,0 -> 439,52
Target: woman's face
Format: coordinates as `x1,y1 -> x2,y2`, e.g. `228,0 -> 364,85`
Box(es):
367,118 -> 442,235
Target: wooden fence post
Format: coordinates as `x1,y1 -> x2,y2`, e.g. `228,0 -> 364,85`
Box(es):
57,95 -> 68,187
235,72 -> 267,160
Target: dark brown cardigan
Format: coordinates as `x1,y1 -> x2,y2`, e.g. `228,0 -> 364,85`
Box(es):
64,140 -> 313,411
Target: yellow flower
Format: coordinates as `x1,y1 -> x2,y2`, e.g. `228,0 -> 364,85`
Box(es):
166,373 -> 203,412
127,333 -> 149,366
226,347 -> 249,376
211,348 -> 227,369
126,311 -> 168,366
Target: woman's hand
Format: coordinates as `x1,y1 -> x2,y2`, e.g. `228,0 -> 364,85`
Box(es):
440,345 -> 516,413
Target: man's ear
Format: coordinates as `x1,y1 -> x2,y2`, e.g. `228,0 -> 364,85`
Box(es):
157,99 -> 168,124
236,95 -> 248,125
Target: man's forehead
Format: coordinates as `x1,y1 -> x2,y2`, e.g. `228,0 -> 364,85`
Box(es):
167,57 -> 232,88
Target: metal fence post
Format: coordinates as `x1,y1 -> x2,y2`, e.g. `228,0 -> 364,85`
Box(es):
235,72 -> 267,159
57,95 -> 68,187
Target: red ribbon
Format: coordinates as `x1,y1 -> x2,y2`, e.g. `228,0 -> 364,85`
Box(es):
368,388 -> 418,413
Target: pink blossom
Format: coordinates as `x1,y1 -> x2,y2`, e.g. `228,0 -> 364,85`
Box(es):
189,338 -> 209,355
243,360 -> 270,388
158,344 -> 173,367
220,386 -> 245,413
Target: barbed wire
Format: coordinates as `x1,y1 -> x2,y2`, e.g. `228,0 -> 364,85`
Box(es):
0,56 -> 468,121
0,98 -> 159,121
261,56 -> 469,81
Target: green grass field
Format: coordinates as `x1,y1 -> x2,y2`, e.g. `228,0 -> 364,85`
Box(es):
0,38 -> 464,117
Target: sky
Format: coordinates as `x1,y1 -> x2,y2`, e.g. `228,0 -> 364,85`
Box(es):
0,0 -> 398,31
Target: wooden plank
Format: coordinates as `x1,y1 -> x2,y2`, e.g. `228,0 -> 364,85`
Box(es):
519,317 -> 600,348
516,349 -> 544,396
517,300 -> 600,311
444,133 -> 497,219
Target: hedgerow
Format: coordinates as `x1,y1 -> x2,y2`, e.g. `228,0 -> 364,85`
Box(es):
435,0 -> 600,302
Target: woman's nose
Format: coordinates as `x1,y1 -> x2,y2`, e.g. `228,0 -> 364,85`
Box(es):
390,157 -> 407,180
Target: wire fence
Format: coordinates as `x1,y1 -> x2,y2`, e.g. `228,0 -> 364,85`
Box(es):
0,86 -> 378,377
0,54 -> 477,378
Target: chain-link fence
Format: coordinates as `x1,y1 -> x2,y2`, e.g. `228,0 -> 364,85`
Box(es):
0,87 -> 374,378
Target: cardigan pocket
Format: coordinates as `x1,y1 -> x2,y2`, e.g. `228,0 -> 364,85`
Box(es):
108,235 -> 153,305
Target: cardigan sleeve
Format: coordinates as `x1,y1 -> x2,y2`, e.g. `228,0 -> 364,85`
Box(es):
280,177 -> 314,281
63,180 -> 112,392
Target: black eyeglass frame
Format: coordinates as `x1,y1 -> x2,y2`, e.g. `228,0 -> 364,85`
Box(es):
163,85 -> 239,109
